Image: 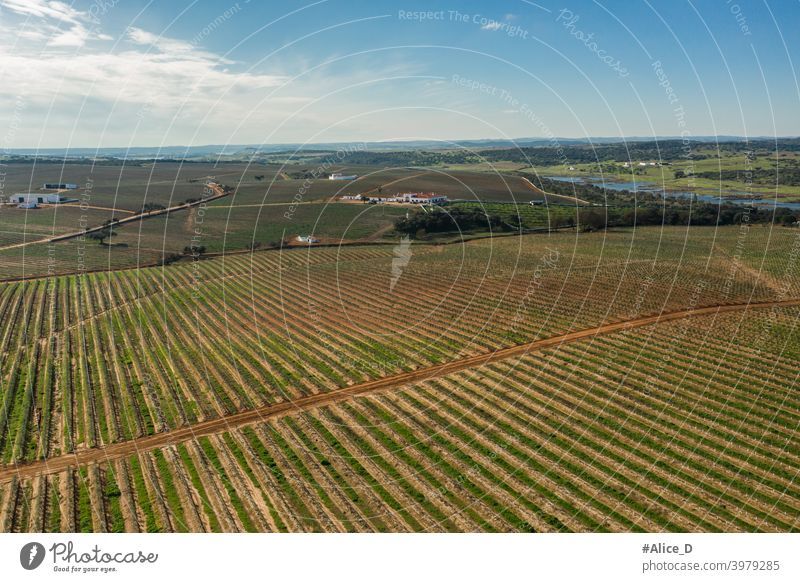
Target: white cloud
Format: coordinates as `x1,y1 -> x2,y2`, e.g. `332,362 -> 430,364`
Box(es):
48,22 -> 90,47
481,21 -> 504,31
0,2 -> 469,147
1,0 -> 82,23
0,3 -> 301,147
127,27 -> 195,54
0,47 -> 286,105
0,4 -> 286,105
1,0 -> 109,48
481,14 -> 519,31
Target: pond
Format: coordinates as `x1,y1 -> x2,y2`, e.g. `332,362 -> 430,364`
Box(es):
546,175 -> 799,209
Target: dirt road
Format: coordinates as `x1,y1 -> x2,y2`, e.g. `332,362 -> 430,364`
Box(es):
0,296 -> 797,483
359,171 -> 431,197
0,183 -> 228,252
521,176 -> 591,205
714,243 -> 785,294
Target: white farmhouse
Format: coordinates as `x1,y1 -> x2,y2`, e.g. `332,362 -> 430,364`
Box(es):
392,192 -> 448,205
340,191 -> 448,205
361,195 -> 394,203
13,193 -> 64,205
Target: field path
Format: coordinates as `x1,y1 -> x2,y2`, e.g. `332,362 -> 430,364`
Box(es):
0,296 -> 798,483
521,176 -> 592,205
0,183 -> 228,252
359,171 -> 431,197
714,243 -> 785,293
361,222 -> 396,242
32,204 -> 137,214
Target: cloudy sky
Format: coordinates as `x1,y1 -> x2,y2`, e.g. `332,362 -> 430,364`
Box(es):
0,0 -> 798,149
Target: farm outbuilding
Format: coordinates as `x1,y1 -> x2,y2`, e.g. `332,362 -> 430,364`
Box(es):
43,183 -> 78,190
13,193 -> 64,205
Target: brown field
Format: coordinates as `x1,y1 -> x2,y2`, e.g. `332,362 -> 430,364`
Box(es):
1,162 -> 285,211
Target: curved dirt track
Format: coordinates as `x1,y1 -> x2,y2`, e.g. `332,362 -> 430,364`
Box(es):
520,176 -> 591,205
1,297 -> 798,484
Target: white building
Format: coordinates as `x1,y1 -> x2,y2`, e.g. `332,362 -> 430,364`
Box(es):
13,193 -> 64,205
296,235 -> 320,244
362,195 -> 394,203
328,173 -> 358,180
43,183 -> 78,190
340,191 -> 448,205
392,192 -> 448,205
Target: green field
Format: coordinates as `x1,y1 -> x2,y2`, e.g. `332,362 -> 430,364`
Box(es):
0,158 -> 796,533
0,162 -> 568,280
533,150 -> 800,200
0,223 -> 798,531
0,205 -> 115,246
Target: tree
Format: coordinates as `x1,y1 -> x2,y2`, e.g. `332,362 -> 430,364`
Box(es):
159,253 -> 182,266
183,245 -> 207,256
580,210 -> 608,232
142,202 -> 166,213
87,227 -> 116,245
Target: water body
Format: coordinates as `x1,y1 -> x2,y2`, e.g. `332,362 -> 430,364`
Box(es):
546,175 -> 799,209
547,175 -> 662,192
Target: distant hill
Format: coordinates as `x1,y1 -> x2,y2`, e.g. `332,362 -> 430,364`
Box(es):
6,135 -> 793,159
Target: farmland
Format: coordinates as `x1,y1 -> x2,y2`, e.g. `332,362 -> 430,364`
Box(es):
522,150 -> 800,200
0,161 -> 546,214
0,222 -> 798,531
0,161 -> 555,281
0,206 -> 117,247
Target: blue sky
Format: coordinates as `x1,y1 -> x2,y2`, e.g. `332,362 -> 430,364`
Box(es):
0,0 -> 797,148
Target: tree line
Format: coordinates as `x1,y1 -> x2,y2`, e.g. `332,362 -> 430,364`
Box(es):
394,202 -> 798,238
692,168 -> 800,187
